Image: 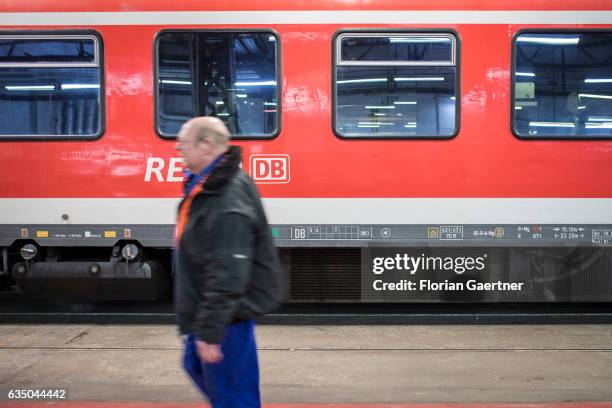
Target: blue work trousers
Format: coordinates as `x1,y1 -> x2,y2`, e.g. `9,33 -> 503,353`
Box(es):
183,320 -> 260,408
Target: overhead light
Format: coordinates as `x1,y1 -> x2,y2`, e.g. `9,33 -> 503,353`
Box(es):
264,102 -> 277,106
365,105 -> 395,109
269,35 -> 276,41
160,79 -> 192,85
234,80 -> 276,86
393,101 -> 417,105
374,113 -> 386,116
516,72 -> 535,77
515,106 -> 523,110
577,106 -> 586,109
337,78 -> 387,84
585,78 -> 612,83
61,84 -> 100,90
394,77 -> 444,82
586,122 -> 612,129
358,122 -> 393,126
217,113 -> 230,116
357,125 -> 380,128
579,93 -> 612,100
389,37 -> 450,43
215,101 -> 224,105
450,96 -> 456,100
404,122 -> 417,128
236,94 -> 247,98
529,122 -> 575,128
587,116 -> 612,122
517,36 -> 579,45
6,85 -> 54,91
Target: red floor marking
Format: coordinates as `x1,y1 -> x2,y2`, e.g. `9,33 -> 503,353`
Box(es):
2,403 -> 612,408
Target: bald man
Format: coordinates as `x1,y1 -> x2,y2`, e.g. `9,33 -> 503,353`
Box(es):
174,116 -> 283,408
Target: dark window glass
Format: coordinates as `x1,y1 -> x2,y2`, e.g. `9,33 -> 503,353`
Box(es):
157,32 -> 279,138
157,34 -> 196,135
0,36 -> 101,138
0,37 -> 96,64
335,33 -> 457,138
340,35 -> 453,64
513,32 -> 612,138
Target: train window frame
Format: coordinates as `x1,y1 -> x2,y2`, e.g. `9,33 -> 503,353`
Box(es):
153,29 -> 282,141
511,29 -> 612,141
332,29 -> 461,140
0,30 -> 105,141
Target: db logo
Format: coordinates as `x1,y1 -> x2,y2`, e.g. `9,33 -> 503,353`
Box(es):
249,154 -> 290,184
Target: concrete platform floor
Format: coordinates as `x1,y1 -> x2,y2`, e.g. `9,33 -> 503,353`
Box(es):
0,325 -> 611,404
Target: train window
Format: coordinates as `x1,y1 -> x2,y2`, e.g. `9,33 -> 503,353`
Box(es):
513,31 -> 612,139
156,31 -> 280,139
0,34 -> 102,139
334,32 -> 458,139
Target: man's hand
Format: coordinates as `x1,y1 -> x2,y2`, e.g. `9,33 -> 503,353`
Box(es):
196,339 -> 223,363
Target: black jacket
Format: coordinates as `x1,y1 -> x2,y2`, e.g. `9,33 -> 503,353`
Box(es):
175,146 -> 284,343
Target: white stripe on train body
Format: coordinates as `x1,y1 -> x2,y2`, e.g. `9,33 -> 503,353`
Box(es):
0,11 -> 611,26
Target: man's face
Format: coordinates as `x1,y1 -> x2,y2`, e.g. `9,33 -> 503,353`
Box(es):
175,124 -> 210,173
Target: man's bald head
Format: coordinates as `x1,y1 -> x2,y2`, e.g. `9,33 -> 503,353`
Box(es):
182,116 -> 230,147
175,116 -> 231,174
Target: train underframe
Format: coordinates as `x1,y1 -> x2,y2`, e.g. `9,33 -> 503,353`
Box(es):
1,227 -> 611,303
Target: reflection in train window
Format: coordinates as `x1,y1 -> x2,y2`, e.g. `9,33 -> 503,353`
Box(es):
156,31 -> 279,139
334,32 -> 458,138
513,31 -> 612,139
0,34 -> 102,139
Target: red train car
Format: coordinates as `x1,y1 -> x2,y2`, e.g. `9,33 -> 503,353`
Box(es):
1,0 -> 611,303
